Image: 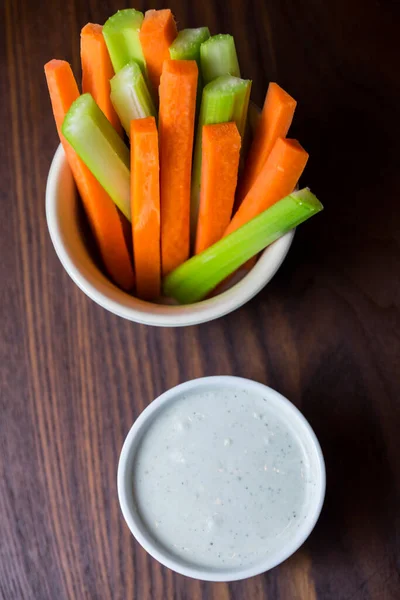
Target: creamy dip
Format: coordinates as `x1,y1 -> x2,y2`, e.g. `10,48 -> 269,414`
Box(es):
132,387 -> 319,570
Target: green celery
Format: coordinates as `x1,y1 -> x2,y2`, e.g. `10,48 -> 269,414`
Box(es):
200,34 -> 240,85
62,93 -> 131,221
169,27 -> 210,63
103,9 -> 145,74
170,27 -> 210,106
164,189 -> 323,304
110,61 -> 156,137
190,75 -> 251,238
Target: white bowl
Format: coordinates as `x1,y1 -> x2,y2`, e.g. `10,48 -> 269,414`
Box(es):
118,376 -> 326,581
46,144 -> 294,327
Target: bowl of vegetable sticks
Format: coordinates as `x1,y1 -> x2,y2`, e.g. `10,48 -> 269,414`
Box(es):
45,8 -> 323,327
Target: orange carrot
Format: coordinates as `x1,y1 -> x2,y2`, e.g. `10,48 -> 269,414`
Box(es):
195,122 -> 241,254
225,137 -> 308,236
130,117 -> 161,301
80,23 -> 123,136
139,9 -> 178,96
159,59 -> 198,275
238,83 -> 297,202
44,59 -> 134,290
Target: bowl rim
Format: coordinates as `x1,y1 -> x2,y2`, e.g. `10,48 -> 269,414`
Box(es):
46,144 -> 295,327
117,376 -> 326,581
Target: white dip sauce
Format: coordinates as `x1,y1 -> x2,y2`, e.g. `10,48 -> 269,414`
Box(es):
132,387 -> 318,570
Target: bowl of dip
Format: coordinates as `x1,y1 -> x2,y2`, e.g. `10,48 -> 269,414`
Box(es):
118,376 -> 325,581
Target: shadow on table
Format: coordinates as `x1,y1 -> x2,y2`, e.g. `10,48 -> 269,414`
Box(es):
306,381 -> 396,529
245,86 -> 397,311
297,367 -> 398,599
229,100 -> 398,593
238,365 -> 398,598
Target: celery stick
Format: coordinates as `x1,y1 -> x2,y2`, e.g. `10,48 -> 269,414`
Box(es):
103,9 -> 145,74
191,75 -> 251,238
62,93 -> 131,221
170,28 -> 211,108
170,27 -> 210,99
200,34 -> 240,85
110,61 -> 156,137
169,27 -> 210,63
164,189 -> 323,304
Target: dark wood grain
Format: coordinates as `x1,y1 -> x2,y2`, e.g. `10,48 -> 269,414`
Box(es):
1,0 -> 400,598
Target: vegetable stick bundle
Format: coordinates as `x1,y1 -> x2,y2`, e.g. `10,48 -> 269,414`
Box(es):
45,8 -> 323,304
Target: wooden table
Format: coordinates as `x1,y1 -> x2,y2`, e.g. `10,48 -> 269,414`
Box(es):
1,0 -> 399,598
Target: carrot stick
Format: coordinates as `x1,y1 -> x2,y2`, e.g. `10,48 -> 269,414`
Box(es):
238,83 -> 297,203
80,23 -> 123,136
139,9 -> 178,97
130,117 -> 161,301
44,59 -> 134,291
225,137 -> 309,237
159,59 -> 198,275
195,122 -> 241,254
